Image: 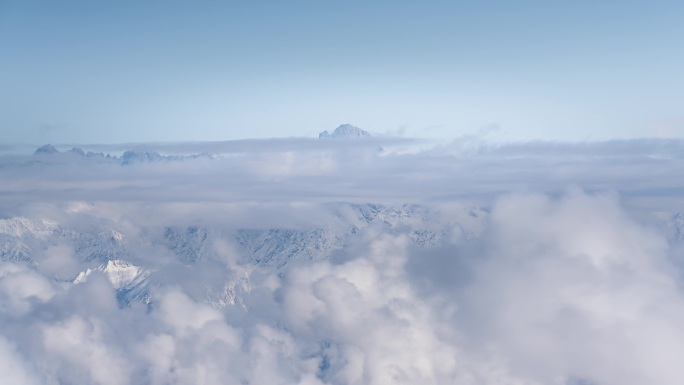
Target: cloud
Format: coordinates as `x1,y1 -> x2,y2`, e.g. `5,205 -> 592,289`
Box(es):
53,136 -> 420,155
408,190 -> 684,385
0,137 -> 683,208
0,336 -> 39,385
41,315 -> 131,385
0,138 -> 682,384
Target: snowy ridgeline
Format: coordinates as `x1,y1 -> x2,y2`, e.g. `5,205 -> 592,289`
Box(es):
0,202 -> 477,308
30,124 -> 374,166
3,200 -> 682,311
1,195 -> 683,385
32,144 -> 219,165
318,124 -> 371,139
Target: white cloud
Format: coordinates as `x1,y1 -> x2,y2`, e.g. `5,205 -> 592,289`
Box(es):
41,315 -> 131,385
0,139 -> 682,384
0,263 -> 56,314
0,137 -> 681,206
426,191 -> 684,385
0,336 -> 39,385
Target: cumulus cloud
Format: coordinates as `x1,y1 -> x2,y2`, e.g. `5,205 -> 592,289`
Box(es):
424,191 -> 684,385
0,138 -> 682,384
0,336 -> 39,385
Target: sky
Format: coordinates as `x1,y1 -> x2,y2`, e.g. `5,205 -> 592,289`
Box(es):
2,4 -> 684,383
1,0 -> 683,145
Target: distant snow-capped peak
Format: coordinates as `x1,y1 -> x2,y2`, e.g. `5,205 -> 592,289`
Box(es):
319,124 -> 371,139
72,259 -> 150,290
30,145 -> 219,165
33,144 -> 59,155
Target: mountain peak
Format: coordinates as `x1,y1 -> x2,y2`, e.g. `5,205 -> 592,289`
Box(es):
120,149 -> 164,165
319,124 -> 371,139
69,147 -> 86,156
33,144 -> 59,155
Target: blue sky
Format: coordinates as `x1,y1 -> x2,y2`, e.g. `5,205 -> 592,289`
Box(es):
1,0 -> 683,145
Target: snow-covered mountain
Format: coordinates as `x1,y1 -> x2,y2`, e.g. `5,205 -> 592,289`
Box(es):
33,144 -> 59,155
0,202 -> 466,308
27,125 -> 378,167
4,200 -> 680,313
0,217 -> 128,265
31,124 -> 375,165
120,149 -> 219,165
72,259 -> 152,305
319,124 -> 372,139
31,145 -> 218,165
235,228 -> 344,268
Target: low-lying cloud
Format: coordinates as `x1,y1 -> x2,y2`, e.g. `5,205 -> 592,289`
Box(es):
0,138 -> 683,384
1,137 -> 683,207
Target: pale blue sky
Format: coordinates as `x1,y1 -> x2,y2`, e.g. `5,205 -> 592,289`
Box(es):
1,0 -> 683,145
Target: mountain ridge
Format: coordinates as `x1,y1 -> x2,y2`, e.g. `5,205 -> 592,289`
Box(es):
319,124 -> 371,139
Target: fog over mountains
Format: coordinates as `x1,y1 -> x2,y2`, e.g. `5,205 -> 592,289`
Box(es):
1,128 -> 684,385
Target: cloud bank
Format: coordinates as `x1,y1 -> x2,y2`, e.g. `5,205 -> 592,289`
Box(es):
1,137 -> 683,207
0,138 -> 682,384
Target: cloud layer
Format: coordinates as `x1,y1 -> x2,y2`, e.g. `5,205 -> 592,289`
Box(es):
0,138 -> 683,384
2,137 -> 683,207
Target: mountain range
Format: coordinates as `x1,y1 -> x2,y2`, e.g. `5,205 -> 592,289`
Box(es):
31,124 -> 374,166
0,202 -> 468,309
